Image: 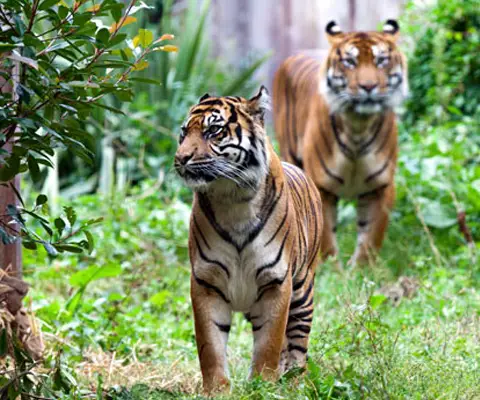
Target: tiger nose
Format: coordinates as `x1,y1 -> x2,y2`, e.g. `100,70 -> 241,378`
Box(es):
359,83 -> 378,93
175,152 -> 194,166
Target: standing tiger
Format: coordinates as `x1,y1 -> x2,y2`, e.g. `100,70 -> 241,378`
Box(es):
174,87 -> 323,393
273,20 -> 408,266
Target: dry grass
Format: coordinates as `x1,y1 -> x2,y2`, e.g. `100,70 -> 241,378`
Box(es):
76,348 -> 201,394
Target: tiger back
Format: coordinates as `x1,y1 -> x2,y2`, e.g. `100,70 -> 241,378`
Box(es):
273,20 -> 408,266
174,87 -> 323,393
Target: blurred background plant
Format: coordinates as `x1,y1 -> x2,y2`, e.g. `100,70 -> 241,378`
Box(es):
397,0 -> 479,253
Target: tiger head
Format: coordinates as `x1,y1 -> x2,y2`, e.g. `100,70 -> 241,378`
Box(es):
320,20 -> 408,115
174,87 -> 270,193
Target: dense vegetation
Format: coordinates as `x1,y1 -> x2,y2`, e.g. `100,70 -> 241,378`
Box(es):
1,0 -> 479,398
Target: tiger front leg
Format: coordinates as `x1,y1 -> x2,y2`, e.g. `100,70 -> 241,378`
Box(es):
249,274 -> 292,381
349,184 -> 395,266
191,276 -> 232,394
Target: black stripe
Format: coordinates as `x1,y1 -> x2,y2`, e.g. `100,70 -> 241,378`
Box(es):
331,114 -> 354,160
235,124 -> 242,142
320,117 -> 333,155
287,334 -> 307,340
289,309 -> 313,320
193,271 -> 230,303
193,216 -> 210,250
252,324 -> 263,332
314,145 -> 344,184
286,324 -> 311,334
375,114 -> 394,154
218,143 -> 249,154
264,202 -> 289,247
288,344 -> 308,353
244,179 -> 284,249
364,149 -> 394,183
256,269 -> 289,302
295,170 -> 320,263
198,194 -> 237,248
285,57 -> 316,162
198,99 -> 224,106
194,237 -> 230,278
289,150 -> 303,168
318,186 -> 339,201
358,116 -> 384,156
292,270 -> 309,291
290,281 -> 314,310
255,228 -> 290,278
214,322 -> 231,333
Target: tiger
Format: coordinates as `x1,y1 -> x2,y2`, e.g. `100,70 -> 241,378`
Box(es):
174,87 -> 323,393
273,19 -> 408,266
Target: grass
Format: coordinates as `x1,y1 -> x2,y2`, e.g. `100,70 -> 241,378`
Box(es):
20,162 -> 480,399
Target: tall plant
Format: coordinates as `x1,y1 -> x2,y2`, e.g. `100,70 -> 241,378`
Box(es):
0,0 -> 176,255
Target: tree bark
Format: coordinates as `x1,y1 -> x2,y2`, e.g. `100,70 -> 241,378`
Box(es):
0,50 -> 22,278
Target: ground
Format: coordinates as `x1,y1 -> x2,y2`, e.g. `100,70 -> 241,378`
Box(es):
23,172 -> 480,399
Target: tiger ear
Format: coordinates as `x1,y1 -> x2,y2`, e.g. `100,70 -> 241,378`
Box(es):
247,85 -> 270,122
382,19 -> 400,41
325,21 -> 344,45
199,93 -> 211,103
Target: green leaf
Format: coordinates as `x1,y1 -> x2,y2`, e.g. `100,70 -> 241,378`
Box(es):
22,240 -> 38,250
421,200 -> 457,229
27,156 -> 41,183
36,194 -> 48,206
96,28 -> 110,46
149,290 -> 172,308
54,217 -> 66,235
134,29 -> 154,48
41,221 -> 53,236
64,206 -> 77,226
69,264 -> 122,288
55,244 -> 83,253
39,0 -> 59,11
84,230 -> 94,254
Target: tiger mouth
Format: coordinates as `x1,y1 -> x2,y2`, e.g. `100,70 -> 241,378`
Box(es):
174,164 -> 217,183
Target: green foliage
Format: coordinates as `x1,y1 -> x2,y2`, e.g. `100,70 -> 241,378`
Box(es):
83,0 -> 270,183
0,0 -> 175,253
403,0 -> 479,124
399,0 -> 480,241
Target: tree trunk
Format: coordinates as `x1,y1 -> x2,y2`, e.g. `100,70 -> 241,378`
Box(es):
0,46 -> 22,278
0,174 -> 22,278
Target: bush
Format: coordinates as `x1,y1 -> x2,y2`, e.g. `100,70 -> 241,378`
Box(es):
398,0 -> 480,245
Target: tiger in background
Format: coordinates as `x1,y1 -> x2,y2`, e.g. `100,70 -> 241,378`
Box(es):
174,87 -> 323,393
273,20 -> 408,266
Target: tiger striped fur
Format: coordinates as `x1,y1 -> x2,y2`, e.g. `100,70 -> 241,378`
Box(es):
273,20 -> 408,266
174,87 -> 323,393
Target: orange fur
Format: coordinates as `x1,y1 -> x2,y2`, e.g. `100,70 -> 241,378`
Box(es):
175,90 -> 323,393
273,21 -> 407,265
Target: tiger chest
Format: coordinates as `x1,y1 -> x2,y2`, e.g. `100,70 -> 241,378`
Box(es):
193,233 -> 289,312
330,150 -> 392,199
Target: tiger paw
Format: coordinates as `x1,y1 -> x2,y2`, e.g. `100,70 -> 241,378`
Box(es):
202,375 -> 230,396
